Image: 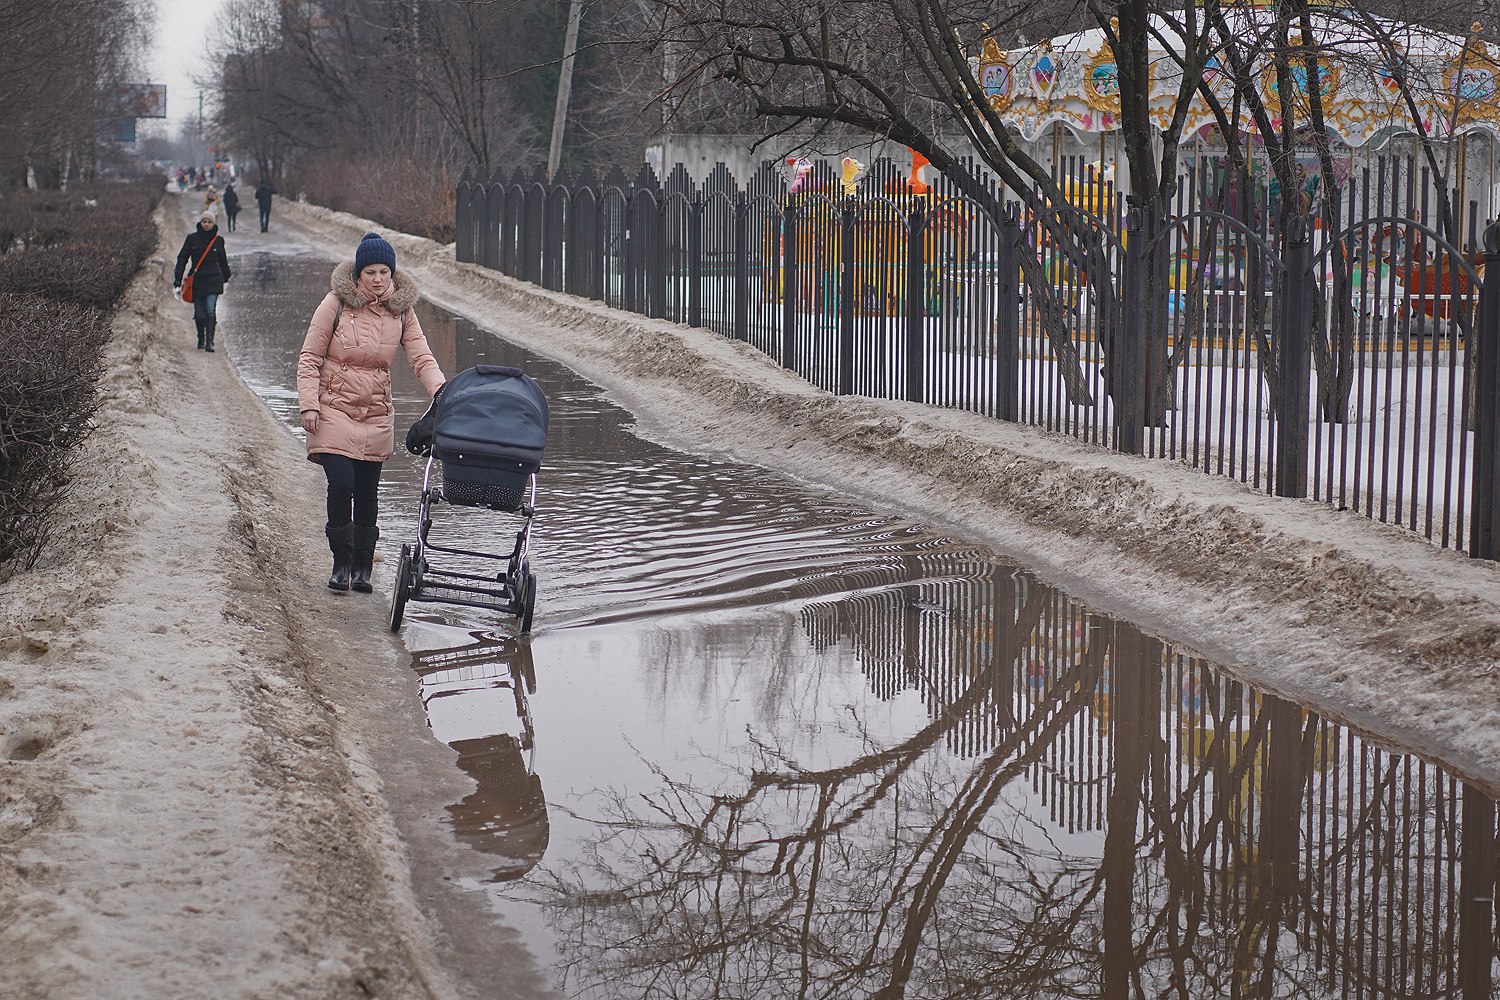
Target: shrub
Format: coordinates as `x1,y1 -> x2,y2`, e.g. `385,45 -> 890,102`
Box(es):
0,180 -> 163,309
0,180 -> 162,254
0,180 -> 160,577
0,237 -> 158,310
0,293 -> 112,578
291,153 -> 455,244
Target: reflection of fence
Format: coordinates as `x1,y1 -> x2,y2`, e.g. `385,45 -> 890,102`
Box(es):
455,156 -> 1500,556
796,558 -> 1498,998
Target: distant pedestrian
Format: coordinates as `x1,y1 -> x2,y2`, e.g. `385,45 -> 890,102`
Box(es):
296,232 -> 446,593
222,183 -> 240,231
255,180 -> 275,233
203,185 -> 221,219
173,210 -> 231,352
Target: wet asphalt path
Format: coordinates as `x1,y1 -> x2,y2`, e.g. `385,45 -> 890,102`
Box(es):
217,226 -> 1500,1000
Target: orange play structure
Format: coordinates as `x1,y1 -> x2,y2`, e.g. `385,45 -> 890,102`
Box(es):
766,150 -> 970,314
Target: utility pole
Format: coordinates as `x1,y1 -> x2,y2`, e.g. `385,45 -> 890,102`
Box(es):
546,0 -> 584,181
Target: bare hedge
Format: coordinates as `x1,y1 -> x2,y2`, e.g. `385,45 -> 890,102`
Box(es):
0,180 -> 163,308
0,294 -> 113,577
0,179 -> 161,579
292,153 -> 455,244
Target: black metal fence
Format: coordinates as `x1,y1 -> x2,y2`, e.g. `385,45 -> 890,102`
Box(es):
795,562 -> 1499,998
455,158 -> 1500,558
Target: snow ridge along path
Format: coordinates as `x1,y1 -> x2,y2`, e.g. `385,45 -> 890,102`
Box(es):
276,197 -> 1500,789
0,201 -> 457,999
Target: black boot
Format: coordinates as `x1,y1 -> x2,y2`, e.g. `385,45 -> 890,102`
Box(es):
204,318 -> 216,352
325,522 -> 354,591
350,524 -> 379,593
194,317 -> 205,350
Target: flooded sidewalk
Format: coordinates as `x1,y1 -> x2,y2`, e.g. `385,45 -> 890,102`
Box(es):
220,232 -> 1500,998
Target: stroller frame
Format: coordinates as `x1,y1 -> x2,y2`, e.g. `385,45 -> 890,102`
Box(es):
388,455 -> 538,634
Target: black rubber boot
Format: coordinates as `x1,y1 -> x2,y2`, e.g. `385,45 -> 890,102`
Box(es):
350,525 -> 379,593
204,318 -> 216,353
194,317 -> 205,350
325,522 -> 354,591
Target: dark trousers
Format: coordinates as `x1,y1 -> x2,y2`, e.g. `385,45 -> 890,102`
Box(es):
320,454 -> 382,527
192,293 -> 220,324
258,205 -> 271,232
225,208 -> 239,231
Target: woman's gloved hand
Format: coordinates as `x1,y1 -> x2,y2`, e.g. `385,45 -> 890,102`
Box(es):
404,383 -> 444,455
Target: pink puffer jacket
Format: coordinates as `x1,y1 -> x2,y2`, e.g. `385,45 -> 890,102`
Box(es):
296,262 -> 445,463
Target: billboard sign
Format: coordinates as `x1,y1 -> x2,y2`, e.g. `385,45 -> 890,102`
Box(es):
113,84 -> 167,119
102,117 -> 137,142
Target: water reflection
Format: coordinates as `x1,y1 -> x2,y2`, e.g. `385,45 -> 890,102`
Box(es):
409,630 -> 549,883
512,569 -> 1499,1000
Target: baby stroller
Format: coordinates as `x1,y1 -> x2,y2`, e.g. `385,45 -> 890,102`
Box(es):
390,365 -> 549,634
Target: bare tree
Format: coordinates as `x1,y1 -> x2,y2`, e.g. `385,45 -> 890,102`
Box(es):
0,0 -> 152,188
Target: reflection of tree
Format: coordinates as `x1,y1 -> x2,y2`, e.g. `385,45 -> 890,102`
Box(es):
524,572 -> 1496,998
525,585 -> 1117,998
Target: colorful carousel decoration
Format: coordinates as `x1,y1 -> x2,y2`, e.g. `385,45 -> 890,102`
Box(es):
976,14 -> 1500,229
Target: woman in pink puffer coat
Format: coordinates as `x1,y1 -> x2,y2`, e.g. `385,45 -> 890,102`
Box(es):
297,232 -> 446,593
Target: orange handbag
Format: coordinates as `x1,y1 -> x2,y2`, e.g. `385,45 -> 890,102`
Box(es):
181,235 -> 217,303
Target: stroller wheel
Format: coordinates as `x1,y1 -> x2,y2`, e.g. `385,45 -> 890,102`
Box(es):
519,571 -> 537,635
389,544 -> 412,632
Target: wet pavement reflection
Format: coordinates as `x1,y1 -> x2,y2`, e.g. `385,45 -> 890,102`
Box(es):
221,248 -> 1500,998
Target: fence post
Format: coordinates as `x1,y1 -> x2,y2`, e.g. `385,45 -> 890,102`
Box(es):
733,196 -> 749,341
1470,222 -> 1500,558
455,176 -> 472,262
519,188 -> 534,283
906,204 -> 927,403
1275,216 -> 1313,499
483,185 -> 502,271
500,190 -> 515,276
650,196 -> 667,319
622,201 -> 637,313
544,187 -> 562,291
593,193 -> 606,300
1459,783 -> 1497,998
688,198 -> 703,328
781,202 -> 797,370
1116,205 -> 1148,454
838,202 -> 856,395
995,205 -> 1022,421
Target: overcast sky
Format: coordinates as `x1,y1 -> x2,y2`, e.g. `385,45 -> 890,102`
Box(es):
147,0 -> 225,130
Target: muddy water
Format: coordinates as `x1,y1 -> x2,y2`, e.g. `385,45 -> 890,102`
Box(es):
221,249 -> 1499,999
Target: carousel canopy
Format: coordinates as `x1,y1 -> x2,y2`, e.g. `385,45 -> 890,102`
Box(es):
976,7 -> 1500,148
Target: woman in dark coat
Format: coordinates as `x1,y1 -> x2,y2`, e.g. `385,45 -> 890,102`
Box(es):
222,183 -> 240,231
173,210 -> 232,352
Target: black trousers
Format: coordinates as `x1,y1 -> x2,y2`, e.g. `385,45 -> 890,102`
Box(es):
258,205 -> 271,232
320,454 -> 382,527
192,292 -> 220,324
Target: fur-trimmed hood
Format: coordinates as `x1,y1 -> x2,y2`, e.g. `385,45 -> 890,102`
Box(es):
330,260 -> 421,313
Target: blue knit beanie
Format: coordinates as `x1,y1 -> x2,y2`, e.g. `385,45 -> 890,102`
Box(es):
354,232 -> 396,275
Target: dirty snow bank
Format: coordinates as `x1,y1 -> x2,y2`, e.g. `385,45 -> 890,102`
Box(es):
282,198 -> 1500,789
0,200 -> 455,1000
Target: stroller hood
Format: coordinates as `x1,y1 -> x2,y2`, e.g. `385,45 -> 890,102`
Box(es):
423,365 -> 549,473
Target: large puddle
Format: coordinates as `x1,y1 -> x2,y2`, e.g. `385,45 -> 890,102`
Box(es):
221,246 -> 1499,998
